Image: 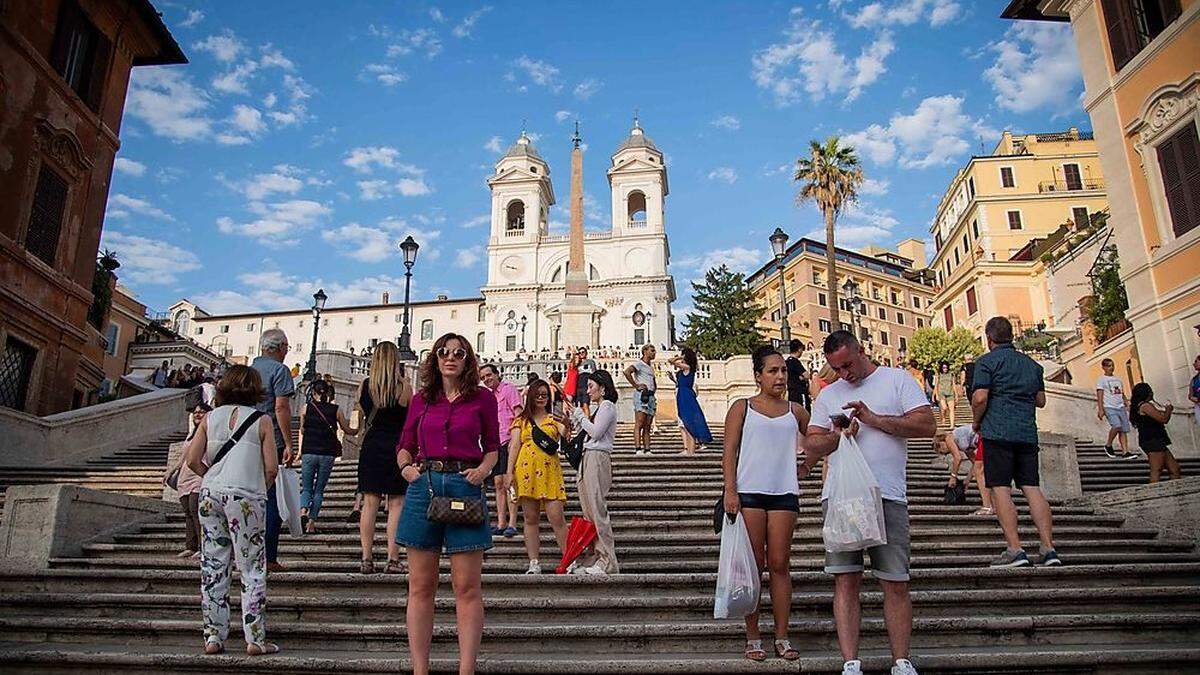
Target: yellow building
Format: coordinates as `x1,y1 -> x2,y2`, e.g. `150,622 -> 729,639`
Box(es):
928,129 -> 1109,338
1003,0 -> 1199,443
746,237 -> 936,366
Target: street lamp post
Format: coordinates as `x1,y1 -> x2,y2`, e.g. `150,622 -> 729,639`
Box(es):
519,315 -> 528,351
769,227 -> 791,344
304,288 -> 328,384
842,278 -> 861,340
398,236 -> 420,362
645,308 -> 653,346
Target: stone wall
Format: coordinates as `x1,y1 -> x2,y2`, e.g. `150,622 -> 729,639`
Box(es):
1043,381 -> 1198,457
0,388 -> 188,466
1084,476 -> 1200,543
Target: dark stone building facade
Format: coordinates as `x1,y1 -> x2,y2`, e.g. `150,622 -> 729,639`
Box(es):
0,0 -> 184,414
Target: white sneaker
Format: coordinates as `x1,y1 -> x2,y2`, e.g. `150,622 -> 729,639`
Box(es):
842,660 -> 863,675
580,563 -> 608,577
565,560 -> 580,575
892,659 -> 919,675
525,559 -> 541,575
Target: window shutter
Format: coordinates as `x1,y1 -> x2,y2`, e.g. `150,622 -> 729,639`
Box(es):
48,1 -> 81,75
943,306 -> 953,328
966,287 -> 978,315
84,29 -> 110,111
1157,121 -> 1200,237
1008,211 -> 1022,229
1100,0 -> 1139,70
25,165 -> 69,266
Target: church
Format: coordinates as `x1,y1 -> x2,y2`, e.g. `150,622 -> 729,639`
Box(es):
169,120 -> 676,362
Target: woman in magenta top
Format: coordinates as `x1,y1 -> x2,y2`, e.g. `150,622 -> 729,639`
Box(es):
394,333 -> 498,675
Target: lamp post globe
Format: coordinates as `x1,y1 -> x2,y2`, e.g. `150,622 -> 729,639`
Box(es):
398,236 -> 420,362
305,288 -> 327,384
769,227 -> 791,344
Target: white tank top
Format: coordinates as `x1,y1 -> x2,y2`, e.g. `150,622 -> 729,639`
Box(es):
735,401 -> 801,496
201,405 -> 267,499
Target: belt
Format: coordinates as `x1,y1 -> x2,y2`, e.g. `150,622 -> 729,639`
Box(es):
420,459 -> 480,473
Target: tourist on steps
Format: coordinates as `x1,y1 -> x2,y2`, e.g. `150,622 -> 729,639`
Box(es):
624,344 -> 658,455
971,316 -> 1062,569
480,363 -> 522,537
355,341 -> 411,574
803,330 -> 935,675
1129,382 -> 1183,483
250,328 -> 295,575
298,379 -> 356,534
935,361 -> 957,428
668,346 -> 712,455
566,369 -> 620,575
1096,358 -> 1136,459
164,403 -> 211,559
722,345 -> 811,663
505,378 -> 570,574
786,339 -> 812,411
183,365 -> 279,656
934,424 -> 993,515
1189,354 -> 1200,425
395,333 -> 498,675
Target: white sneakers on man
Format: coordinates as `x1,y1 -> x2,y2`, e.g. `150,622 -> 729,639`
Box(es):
842,660 -> 863,675
892,659 -> 919,675
579,563 -> 608,576
525,559 -> 541,575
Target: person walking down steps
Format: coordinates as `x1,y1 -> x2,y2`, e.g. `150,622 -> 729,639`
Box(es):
669,346 -> 713,455
299,379 -> 357,534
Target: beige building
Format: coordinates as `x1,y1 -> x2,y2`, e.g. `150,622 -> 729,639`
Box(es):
1002,0 -> 1199,451
928,129 -> 1109,337
746,237 -> 936,366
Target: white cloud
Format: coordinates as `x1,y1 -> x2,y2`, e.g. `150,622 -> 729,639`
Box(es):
357,179 -> 391,201
263,92 -> 278,108
860,177 -> 890,195
363,63 -> 407,86
258,45 -> 295,70
452,6 -> 493,38
343,146 -> 402,173
843,94 -> 996,168
706,167 -> 738,184
800,202 -> 901,248
100,231 -> 201,285
752,8 -> 895,106
230,104 -> 266,134
573,78 -> 602,100
484,135 -> 503,153
241,170 -> 304,200
195,272 -> 415,314
217,199 -> 332,246
211,60 -> 258,94
984,22 -> 1082,114
126,68 -> 212,142
193,30 -> 245,63
461,214 -> 490,228
676,247 -> 763,277
114,157 -> 146,177
455,245 -> 484,268
216,133 -> 251,146
555,110 -> 573,123
711,114 -> 741,130
510,55 -> 560,92
354,176 -> 431,200
269,110 -> 300,126
845,0 -> 961,28
430,7 -> 446,22
180,9 -> 204,28
321,223 -> 395,262
386,28 -> 443,59
395,177 -> 431,196
107,194 -> 174,221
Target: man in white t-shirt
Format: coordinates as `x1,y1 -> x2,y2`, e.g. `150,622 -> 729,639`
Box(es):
1095,358 -> 1134,459
803,331 -> 936,675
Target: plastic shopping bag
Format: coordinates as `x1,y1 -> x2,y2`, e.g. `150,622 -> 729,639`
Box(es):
822,434 -> 888,553
275,468 -> 303,535
713,513 -> 761,619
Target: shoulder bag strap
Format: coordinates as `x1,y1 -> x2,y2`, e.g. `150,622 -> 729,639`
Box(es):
311,401 -> 338,435
210,410 -> 266,469
529,417 -> 559,454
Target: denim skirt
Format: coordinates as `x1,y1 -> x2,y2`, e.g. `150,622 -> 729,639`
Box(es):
396,471 -> 493,554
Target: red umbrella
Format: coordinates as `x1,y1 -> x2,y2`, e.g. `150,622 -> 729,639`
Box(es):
556,516 -> 598,574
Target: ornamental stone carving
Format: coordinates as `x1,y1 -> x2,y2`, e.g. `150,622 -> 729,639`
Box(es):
1130,75 -> 1200,158
34,118 -> 92,179
605,297 -> 624,308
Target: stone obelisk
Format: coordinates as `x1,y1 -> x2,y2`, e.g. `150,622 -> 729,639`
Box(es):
559,121 -> 595,348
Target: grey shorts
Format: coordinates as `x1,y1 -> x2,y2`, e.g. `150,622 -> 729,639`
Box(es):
1104,407 -> 1131,433
823,499 -> 910,582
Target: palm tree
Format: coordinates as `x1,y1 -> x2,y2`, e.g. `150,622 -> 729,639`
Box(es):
794,137 -> 864,328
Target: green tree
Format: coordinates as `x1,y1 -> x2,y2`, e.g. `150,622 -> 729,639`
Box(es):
1086,245 -> 1129,337
794,136 -> 864,327
681,265 -> 764,359
87,250 -> 120,330
907,327 -> 983,371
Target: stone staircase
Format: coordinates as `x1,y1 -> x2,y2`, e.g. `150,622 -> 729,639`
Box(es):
0,413 -> 1198,672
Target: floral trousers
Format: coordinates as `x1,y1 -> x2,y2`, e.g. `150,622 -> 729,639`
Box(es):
199,488 -> 268,646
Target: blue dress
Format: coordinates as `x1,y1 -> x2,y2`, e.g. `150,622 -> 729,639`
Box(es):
674,369 -> 713,444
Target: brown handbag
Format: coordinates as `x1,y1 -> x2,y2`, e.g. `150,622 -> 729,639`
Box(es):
417,405 -> 486,526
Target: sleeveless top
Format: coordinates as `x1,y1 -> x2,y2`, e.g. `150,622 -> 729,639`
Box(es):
201,405 -> 267,499
1131,403 -> 1171,451
360,380 -> 407,444
736,401 -> 801,496
302,400 -> 340,456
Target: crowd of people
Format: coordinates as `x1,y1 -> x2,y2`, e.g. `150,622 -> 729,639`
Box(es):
161,317 -> 1195,674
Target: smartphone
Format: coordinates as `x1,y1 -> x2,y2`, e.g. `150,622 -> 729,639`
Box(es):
830,413 -> 851,429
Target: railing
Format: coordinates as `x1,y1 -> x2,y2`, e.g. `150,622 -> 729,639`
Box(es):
539,231 -> 613,244
1038,178 -> 1105,193
628,218 -> 647,228
504,228 -> 525,237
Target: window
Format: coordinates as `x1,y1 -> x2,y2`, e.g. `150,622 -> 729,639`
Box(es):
1000,166 -> 1015,188
451,309 -> 458,319
899,336 -> 907,352
195,326 -> 204,335
506,200 -> 526,230
770,309 -> 780,321
962,233 -> 970,252
943,305 -> 954,328
420,319 -> 434,340
917,318 -> 925,328
967,177 -> 975,198
896,311 -> 905,326
476,332 -> 485,353
839,299 -> 851,312
322,318 -> 329,327
935,232 -> 943,250
1157,120 -> 1200,237
972,220 -> 979,238
369,338 -> 379,349
395,313 -> 402,323
373,315 -> 379,324
860,327 -> 871,341
966,286 -> 978,315
505,335 -> 517,351
912,296 -> 921,309
104,323 -> 119,356
347,317 -> 354,325
1063,163 -> 1083,190
880,331 -> 890,346
220,324 -> 230,334
320,341 -> 328,350
272,321 -> 280,329
812,271 -> 823,285
298,319 -> 305,327
1007,211 -> 1023,230
294,342 -> 302,354
49,0 -> 110,111
954,249 -> 960,266
786,299 -> 796,313
246,323 -> 255,332
634,328 -> 646,345
818,292 -> 827,307
24,165 -> 69,266
0,336 -> 37,410
818,319 -> 831,333
1072,207 -> 1090,229
840,322 -> 853,332
877,307 -> 887,320
478,304 -> 487,322
1101,0 -> 1182,71
890,291 -> 899,305
345,340 -> 353,350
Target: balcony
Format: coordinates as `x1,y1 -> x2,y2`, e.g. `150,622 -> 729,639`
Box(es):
627,218 -> 647,228
504,228 -> 525,238
1038,178 -> 1105,193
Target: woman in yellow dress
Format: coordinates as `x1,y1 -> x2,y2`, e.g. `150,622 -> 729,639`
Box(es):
505,378 -> 569,574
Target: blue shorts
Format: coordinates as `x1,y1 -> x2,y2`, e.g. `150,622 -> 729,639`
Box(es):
633,392 -> 657,416
396,472 -> 493,554
1104,407 -> 1131,433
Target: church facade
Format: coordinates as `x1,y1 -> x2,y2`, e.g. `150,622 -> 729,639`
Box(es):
168,121 -> 676,361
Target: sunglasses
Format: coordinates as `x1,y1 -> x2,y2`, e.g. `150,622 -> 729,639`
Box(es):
437,347 -> 468,360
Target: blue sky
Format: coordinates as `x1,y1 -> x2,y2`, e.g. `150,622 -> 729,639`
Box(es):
105,0 -> 1088,323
